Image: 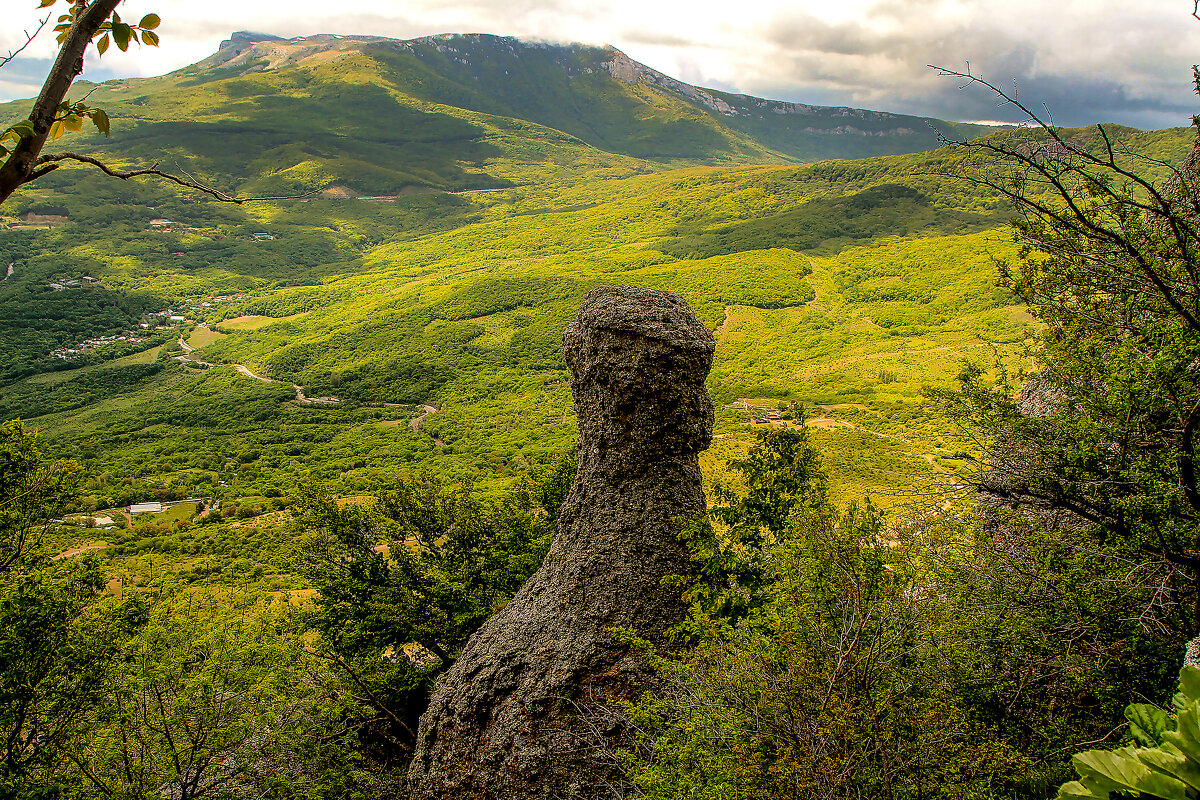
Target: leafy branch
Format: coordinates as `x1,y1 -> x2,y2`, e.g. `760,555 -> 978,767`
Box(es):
0,2 -> 291,205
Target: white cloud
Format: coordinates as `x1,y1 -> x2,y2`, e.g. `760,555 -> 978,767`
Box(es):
1,0 -> 1197,127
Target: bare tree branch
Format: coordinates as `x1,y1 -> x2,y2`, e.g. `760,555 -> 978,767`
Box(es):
0,14 -> 50,70
927,65 -> 1200,333
33,152 -> 316,203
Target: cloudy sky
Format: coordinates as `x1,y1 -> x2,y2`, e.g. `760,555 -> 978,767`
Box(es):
2,0 -> 1198,129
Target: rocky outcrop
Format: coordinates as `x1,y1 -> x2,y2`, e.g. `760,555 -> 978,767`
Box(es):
406,286 -> 715,799
601,49 -> 740,116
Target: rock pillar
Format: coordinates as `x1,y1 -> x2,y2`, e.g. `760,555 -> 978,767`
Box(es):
406,285 -> 715,799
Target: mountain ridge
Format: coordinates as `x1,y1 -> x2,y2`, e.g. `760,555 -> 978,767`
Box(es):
8,29 -> 1002,188
190,31 -> 997,152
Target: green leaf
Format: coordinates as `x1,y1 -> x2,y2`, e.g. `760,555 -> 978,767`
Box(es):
49,121 -> 64,141
112,23 -> 131,51
1073,747 -> 1192,800
89,109 -> 110,137
139,13 -> 160,30
1056,780 -> 1108,800
11,120 -> 35,138
1129,704 -> 1174,747
1178,667 -> 1200,707
1138,746 -> 1200,792
140,30 -> 159,47
96,33 -> 109,56
39,0 -> 58,8
1165,702 -> 1200,766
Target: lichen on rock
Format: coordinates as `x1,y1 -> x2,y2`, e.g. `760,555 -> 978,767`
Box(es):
406,285 -> 715,799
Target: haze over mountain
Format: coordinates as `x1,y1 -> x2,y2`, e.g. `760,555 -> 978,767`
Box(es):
2,32 -> 1000,197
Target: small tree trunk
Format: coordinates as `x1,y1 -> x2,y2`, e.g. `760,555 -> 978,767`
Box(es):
0,0 -> 121,205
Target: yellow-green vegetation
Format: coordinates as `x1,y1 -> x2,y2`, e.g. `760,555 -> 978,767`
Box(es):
5,26 -> 1199,800
0,37 -> 1192,628
217,314 -> 305,331
5,125 -> 1190,548
27,345 -> 161,384
185,326 -> 224,347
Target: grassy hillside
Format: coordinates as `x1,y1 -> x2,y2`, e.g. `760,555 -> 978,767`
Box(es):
0,45 -> 1192,585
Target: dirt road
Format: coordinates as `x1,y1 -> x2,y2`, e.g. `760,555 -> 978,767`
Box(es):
233,364 -> 341,405
410,404 -> 438,431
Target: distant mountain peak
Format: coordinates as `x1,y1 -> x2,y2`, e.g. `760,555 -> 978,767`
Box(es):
218,31 -> 283,50
176,31 -> 995,163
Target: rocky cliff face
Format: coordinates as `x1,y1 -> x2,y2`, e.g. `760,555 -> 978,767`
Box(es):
406,286 -> 715,799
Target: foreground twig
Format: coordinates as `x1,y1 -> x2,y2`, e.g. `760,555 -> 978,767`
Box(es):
33,152 -> 316,203
0,14 -> 50,69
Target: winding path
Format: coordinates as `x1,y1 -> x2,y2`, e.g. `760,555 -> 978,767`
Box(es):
220,356 -> 434,420
737,400 -> 951,472
52,543 -> 109,561
234,364 -> 270,382
233,364 -> 340,405
410,404 -> 438,431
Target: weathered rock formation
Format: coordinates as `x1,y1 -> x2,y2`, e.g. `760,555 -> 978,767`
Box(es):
406,285 -> 715,799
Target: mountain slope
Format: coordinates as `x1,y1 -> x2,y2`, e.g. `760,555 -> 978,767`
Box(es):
195,32 -> 999,163
2,32 -> 1002,197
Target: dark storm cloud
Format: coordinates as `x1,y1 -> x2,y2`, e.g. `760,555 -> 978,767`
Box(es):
940,73 -> 1195,129
763,14 -> 882,57
2,0 -> 1195,129
749,6 -> 1198,129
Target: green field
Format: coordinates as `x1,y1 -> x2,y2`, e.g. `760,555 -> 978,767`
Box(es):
5,158 -> 1048,572
186,327 -> 225,347
217,314 -> 307,331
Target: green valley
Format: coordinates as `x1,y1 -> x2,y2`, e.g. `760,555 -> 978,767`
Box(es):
2,59 -> 1192,558
3,23 -> 1199,798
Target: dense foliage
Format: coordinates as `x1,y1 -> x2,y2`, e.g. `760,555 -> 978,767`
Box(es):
294,457 -> 573,765
626,426 -> 1182,799
935,99 -> 1200,643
